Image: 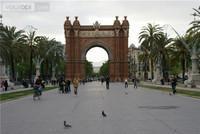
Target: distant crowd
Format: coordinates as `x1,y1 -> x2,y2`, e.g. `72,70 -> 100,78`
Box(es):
0,80 -> 8,91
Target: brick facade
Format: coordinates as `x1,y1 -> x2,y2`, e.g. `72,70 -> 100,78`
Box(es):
64,16 -> 129,81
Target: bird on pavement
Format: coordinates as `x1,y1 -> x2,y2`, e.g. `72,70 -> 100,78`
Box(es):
102,110 -> 107,117
64,121 -> 72,128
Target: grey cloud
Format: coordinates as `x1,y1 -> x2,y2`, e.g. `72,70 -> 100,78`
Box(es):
1,0 -> 199,46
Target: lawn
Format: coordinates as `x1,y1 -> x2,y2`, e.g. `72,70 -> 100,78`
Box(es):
0,86 -> 58,102
140,84 -> 200,99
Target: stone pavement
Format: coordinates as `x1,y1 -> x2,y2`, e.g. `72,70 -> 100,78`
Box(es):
1,82 -> 200,134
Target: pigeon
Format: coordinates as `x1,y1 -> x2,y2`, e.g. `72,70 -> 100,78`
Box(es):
64,121 -> 72,128
102,110 -> 107,117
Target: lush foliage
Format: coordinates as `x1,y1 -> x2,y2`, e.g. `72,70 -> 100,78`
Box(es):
99,61 -> 109,77
0,25 -> 65,82
137,6 -> 200,81
85,60 -> 94,77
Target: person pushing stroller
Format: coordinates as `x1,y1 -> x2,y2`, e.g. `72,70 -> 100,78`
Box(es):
33,76 -> 43,100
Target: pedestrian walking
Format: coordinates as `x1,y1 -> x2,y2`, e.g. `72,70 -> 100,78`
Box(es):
73,78 -> 79,95
101,78 -> 104,85
33,76 -> 43,100
65,79 -> 71,93
1,80 -> 4,91
160,78 -> 164,85
105,76 -> 110,89
171,77 -> 177,95
59,77 -> 65,93
133,77 -> 137,88
4,80 -> 8,91
124,78 -> 128,88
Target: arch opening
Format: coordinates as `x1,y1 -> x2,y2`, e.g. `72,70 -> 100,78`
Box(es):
86,47 -> 109,67
85,47 -> 109,79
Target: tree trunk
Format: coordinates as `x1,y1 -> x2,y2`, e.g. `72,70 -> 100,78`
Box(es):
151,58 -> 154,80
144,60 -> 148,80
29,47 -> 33,85
10,52 -> 15,81
162,55 -> 167,80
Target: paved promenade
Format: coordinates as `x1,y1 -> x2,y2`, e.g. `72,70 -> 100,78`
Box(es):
1,82 -> 200,134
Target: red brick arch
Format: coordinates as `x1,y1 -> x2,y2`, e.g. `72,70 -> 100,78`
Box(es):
64,16 -> 129,81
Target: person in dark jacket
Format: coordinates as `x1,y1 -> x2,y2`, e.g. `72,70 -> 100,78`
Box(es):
65,79 -> 71,93
4,80 -> 8,91
59,77 -> 65,94
171,77 -> 177,95
33,76 -> 43,100
105,76 -> 110,89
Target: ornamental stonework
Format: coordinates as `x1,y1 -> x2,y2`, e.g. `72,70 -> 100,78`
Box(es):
79,31 -> 114,37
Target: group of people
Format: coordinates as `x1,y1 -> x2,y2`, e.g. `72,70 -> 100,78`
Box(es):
124,77 -> 138,88
124,76 -> 178,95
0,80 -> 8,91
58,77 -> 79,95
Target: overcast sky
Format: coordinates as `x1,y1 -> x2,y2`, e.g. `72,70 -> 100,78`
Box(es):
0,0 -> 199,66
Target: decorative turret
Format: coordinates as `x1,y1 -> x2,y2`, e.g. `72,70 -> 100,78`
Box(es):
113,16 -> 121,29
73,16 -> 80,29
122,16 -> 129,29
64,16 -> 72,30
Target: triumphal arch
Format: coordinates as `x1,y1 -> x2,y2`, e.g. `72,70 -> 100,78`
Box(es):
64,16 -> 129,81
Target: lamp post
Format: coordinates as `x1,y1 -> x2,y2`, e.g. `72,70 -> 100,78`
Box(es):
133,55 -> 136,77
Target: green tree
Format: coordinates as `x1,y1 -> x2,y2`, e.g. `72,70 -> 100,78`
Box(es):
0,26 -> 25,81
155,33 -> 172,79
138,48 -> 149,80
32,37 -> 64,79
187,7 -> 200,35
139,23 -> 164,80
187,6 -> 200,65
23,31 -> 41,83
85,60 -> 93,78
99,61 -> 109,77
41,40 -> 64,79
170,36 -> 191,81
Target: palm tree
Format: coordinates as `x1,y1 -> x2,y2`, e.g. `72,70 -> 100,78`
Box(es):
187,7 -> 200,35
170,36 -> 191,82
139,23 -> 163,80
0,26 -> 24,81
42,40 -> 64,79
186,6 -> 200,77
23,31 -> 41,84
138,46 -> 149,80
33,37 -> 64,79
154,33 -> 172,80
187,6 -> 200,59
